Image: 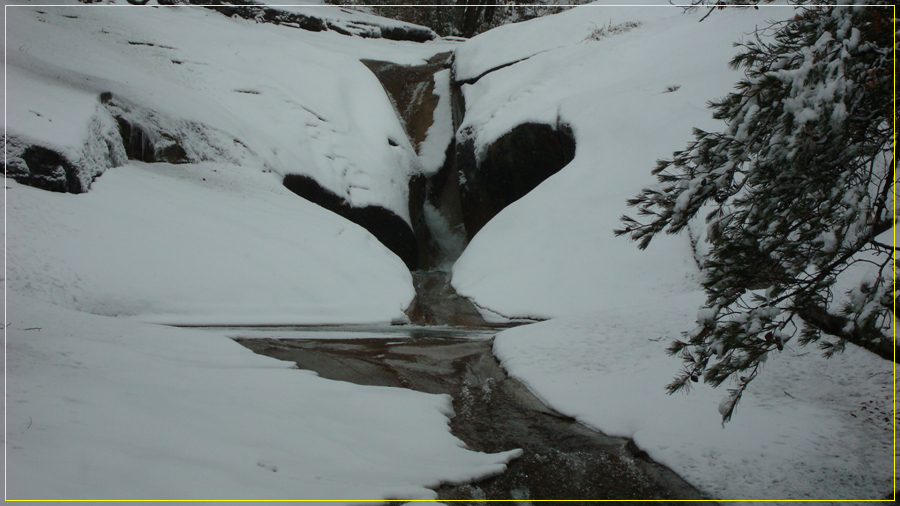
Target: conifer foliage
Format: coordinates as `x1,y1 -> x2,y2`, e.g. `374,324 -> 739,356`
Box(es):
616,2 -> 896,422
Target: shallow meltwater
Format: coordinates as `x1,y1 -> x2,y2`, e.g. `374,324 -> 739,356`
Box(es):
230,326 -> 708,504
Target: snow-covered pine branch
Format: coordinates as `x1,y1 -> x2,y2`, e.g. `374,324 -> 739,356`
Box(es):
615,1 -> 897,423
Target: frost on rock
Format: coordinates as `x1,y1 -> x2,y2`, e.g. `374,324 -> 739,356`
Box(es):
6,105 -> 127,194
7,92 -> 263,194
102,94 -> 259,167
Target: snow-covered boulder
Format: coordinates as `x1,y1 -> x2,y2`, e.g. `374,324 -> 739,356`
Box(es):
5,73 -> 128,193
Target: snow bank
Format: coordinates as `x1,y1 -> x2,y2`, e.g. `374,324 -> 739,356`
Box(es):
450,4 -> 789,318
492,307 -> 894,500
5,295 -> 519,500
6,161 -> 414,324
5,2 -> 454,222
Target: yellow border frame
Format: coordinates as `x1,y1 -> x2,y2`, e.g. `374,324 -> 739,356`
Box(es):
1,1 -> 896,503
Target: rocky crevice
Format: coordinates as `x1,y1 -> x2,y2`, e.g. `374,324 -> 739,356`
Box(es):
358,49 -> 578,324
363,52 -> 464,272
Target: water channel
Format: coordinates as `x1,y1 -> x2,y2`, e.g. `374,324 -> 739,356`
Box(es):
225,323 -> 711,504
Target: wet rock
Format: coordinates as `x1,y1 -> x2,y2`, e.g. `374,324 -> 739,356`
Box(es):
406,271 -> 488,327
282,174 -> 418,270
102,93 -> 255,167
363,53 -> 467,270
457,122 -> 576,240
114,116 -> 187,164
362,52 -> 452,150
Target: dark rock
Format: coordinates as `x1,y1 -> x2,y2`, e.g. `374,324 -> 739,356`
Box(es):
103,94 -> 250,166
155,136 -> 188,164
6,112 -> 127,195
114,115 -> 188,164
379,24 -> 436,43
457,122 -> 576,240
9,145 -> 81,193
282,174 -> 419,270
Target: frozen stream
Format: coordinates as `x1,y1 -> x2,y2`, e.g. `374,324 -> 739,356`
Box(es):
231,325 -> 710,503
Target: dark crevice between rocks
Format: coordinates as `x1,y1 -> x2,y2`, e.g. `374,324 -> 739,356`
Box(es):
454,50 -> 552,87
234,335 -> 712,504
101,92 -> 189,165
456,121 -> 576,241
282,174 -> 418,271
363,52 -> 466,274
13,145 -> 84,193
114,117 -> 188,164
359,51 -> 579,326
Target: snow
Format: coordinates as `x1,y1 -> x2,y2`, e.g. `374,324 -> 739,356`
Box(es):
4,3 -> 518,500
449,2 -> 895,501
6,161 -> 414,325
492,307 -> 894,501
4,0 -> 894,502
5,69 -> 102,151
5,295 -> 519,500
417,68 -> 454,176
262,4 -> 438,40
5,2 -> 455,223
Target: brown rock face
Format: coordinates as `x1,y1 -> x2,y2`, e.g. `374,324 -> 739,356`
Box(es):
361,52 -> 452,149
363,53 -> 468,271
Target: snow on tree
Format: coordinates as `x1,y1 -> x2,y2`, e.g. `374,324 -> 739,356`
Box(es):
616,1 -> 896,422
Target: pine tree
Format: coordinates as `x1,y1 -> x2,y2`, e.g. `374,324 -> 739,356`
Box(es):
616,2 -> 896,422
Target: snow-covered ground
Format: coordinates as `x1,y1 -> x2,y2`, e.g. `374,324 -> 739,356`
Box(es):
450,1 -> 895,501
4,1 -> 518,501
4,295 -> 519,500
4,0 -> 894,502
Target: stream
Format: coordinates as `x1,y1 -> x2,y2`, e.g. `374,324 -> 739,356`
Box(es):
229,49 -> 710,501
231,322 -> 710,503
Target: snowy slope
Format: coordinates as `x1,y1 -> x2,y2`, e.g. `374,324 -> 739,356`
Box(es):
451,2 -> 791,319
5,2 -> 453,222
4,1 -> 462,323
450,2 -> 895,501
6,163 -> 414,325
492,306 -> 894,501
4,0 -> 894,502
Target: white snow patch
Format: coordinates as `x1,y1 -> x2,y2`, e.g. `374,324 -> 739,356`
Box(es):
417,68 -> 454,176
5,295 -> 519,500
492,306 -> 894,500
